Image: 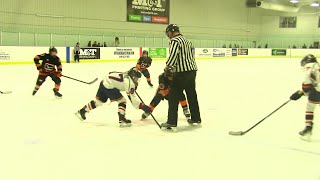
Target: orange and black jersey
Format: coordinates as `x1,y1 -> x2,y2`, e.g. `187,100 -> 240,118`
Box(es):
34,53 -> 62,74
136,56 -> 152,71
157,73 -> 172,97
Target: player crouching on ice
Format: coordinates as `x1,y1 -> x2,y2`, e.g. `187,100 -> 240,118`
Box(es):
33,47 -> 63,98
141,66 -> 191,120
76,67 -> 151,127
136,50 -> 153,87
290,54 -> 320,140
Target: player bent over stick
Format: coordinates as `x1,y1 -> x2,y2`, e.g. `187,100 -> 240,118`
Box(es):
33,47 -> 63,98
76,67 -> 151,127
136,50 -> 153,87
290,54 -> 320,141
142,66 -> 191,120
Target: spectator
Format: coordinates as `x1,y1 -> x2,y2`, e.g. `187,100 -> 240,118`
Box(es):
258,45 -> 261,48
302,44 -> 307,49
98,43 -> 101,47
92,41 -> 98,47
87,41 -> 92,47
222,44 -> 226,48
113,37 -> 120,47
233,44 -> 237,48
309,44 -> 314,49
237,45 -> 240,48
74,42 -> 80,63
104,42 -> 107,47
229,44 -> 232,48
265,44 -> 268,48
293,45 -> 296,49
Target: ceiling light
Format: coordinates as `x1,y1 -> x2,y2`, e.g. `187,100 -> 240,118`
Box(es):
290,0 -> 299,3
310,2 -> 320,7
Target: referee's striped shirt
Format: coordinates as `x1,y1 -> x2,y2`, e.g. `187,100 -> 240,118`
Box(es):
166,34 -> 198,72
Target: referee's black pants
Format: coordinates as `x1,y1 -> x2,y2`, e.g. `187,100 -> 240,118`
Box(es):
167,70 -> 201,126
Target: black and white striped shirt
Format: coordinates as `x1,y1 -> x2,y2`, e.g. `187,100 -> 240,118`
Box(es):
166,34 -> 198,72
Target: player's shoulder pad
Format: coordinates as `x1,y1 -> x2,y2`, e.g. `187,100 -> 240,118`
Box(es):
56,56 -> 61,62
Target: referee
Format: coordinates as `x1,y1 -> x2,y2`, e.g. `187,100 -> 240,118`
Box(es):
161,24 -> 201,130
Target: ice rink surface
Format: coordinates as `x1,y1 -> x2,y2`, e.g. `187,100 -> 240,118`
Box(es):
0,58 -> 320,180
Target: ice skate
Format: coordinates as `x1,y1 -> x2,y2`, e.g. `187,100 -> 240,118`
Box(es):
141,112 -> 150,120
147,81 -> 153,87
53,88 -> 62,98
187,119 -> 202,127
75,108 -> 87,121
161,123 -> 177,132
183,107 -> 191,118
299,126 -> 313,141
32,88 -> 38,96
119,113 -> 131,127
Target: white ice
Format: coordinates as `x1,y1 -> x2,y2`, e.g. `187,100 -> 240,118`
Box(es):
0,58 -> 319,180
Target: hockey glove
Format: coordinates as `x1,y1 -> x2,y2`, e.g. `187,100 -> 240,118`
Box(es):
139,103 -> 151,113
290,90 -> 304,100
56,71 -> 62,77
36,64 -> 42,71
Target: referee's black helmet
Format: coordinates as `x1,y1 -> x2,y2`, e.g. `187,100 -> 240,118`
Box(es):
165,24 -> 180,34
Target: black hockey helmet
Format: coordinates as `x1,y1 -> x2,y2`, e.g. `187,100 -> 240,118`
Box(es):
142,50 -> 148,55
128,67 -> 142,83
49,46 -> 58,53
164,66 -> 176,78
165,24 -> 180,34
301,54 -> 317,67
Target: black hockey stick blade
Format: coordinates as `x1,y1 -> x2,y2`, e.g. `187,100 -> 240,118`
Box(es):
86,78 -> 98,85
0,91 -> 12,94
229,131 -> 245,136
228,100 -> 291,136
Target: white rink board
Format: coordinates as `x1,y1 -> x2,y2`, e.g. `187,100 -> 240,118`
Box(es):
1,46 -> 320,64
0,46 -> 67,63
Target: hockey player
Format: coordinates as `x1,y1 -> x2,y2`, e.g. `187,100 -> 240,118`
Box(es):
76,67 -> 151,127
136,50 -> 153,87
141,66 -> 191,120
290,54 -> 320,140
33,47 -> 63,98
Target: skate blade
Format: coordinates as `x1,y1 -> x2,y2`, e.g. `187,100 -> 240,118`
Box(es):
300,135 -> 312,142
188,122 -> 202,127
161,127 -> 178,132
74,112 -> 85,121
55,96 -> 62,99
119,123 -> 132,128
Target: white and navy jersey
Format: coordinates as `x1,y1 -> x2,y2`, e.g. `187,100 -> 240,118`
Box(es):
102,71 -> 141,108
166,34 -> 198,72
303,63 -> 320,92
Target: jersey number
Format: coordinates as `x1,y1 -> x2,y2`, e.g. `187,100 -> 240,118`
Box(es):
109,73 -> 124,82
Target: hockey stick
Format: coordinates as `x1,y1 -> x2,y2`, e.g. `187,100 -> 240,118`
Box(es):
135,91 -> 161,129
229,100 -> 291,136
0,91 -> 12,94
62,75 -> 98,85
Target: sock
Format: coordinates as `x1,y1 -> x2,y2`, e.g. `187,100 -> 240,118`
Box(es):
55,84 -> 60,91
180,100 -> 188,109
305,111 -> 314,126
84,100 -> 97,112
118,102 -> 127,116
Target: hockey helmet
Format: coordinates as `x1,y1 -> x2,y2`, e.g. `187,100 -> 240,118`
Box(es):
301,54 -> 317,67
128,67 -> 142,84
164,66 -> 176,78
